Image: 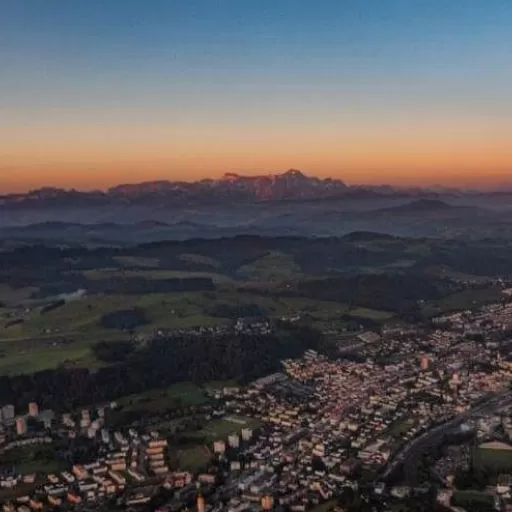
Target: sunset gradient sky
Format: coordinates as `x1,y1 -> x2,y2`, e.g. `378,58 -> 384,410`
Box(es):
1,1 -> 512,192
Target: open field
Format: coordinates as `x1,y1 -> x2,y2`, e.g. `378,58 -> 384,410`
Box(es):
422,286 -> 504,317
82,268 -> 235,284
424,265 -> 498,285
193,416 -> 261,442
0,292 -> 229,341
237,251 -> 303,280
0,288 -> 395,375
474,446 -> 512,472
348,307 -> 394,321
117,382 -> 210,414
1,291 -> 391,342
0,445 -> 65,475
164,411 -> 258,471
176,444 -> 211,471
0,338 -> 103,376
113,256 -> 162,268
178,253 -> 221,268
451,490 -> 494,510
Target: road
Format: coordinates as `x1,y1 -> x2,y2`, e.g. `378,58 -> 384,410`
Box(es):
381,389 -> 512,480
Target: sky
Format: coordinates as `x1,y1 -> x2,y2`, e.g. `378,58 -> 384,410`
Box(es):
1,0 -> 512,192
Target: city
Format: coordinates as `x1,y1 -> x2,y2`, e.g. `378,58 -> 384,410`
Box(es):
2,294 -> 512,511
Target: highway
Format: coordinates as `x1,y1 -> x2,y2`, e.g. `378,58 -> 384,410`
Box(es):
381,390 -> 512,480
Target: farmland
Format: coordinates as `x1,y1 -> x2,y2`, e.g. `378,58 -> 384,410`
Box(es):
0,284 -> 392,376
83,268 -> 235,284
0,233 -> 508,378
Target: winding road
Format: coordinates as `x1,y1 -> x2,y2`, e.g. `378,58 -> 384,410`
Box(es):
381,390 -> 512,481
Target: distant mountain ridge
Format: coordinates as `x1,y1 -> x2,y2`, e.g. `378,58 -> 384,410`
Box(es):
108,169 -> 348,201
0,169 -> 482,209
377,199 -> 490,216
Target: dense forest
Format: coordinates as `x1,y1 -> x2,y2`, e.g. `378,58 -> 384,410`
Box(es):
0,324 -> 322,411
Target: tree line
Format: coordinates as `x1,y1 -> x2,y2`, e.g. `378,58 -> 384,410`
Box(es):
0,324 -> 322,412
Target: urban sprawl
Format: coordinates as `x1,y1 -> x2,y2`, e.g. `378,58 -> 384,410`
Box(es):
3,297 -> 512,511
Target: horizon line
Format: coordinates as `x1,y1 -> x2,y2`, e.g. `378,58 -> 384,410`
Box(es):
2,169 -> 512,195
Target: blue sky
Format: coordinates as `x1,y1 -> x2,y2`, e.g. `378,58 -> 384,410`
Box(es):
1,1 -> 511,190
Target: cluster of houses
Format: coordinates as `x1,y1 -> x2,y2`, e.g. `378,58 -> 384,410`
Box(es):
199,299 -> 512,511
4,296 -> 512,511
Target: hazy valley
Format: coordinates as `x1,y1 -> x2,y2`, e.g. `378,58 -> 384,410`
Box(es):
2,172 -> 512,247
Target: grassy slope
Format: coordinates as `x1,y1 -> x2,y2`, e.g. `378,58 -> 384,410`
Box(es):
0,340 -> 100,376
113,255 -> 161,268
83,268 -> 235,284
237,251 -> 303,280
1,291 -> 390,340
422,286 -> 504,317
0,288 -> 392,375
0,292 -> 225,339
0,244 -> 426,376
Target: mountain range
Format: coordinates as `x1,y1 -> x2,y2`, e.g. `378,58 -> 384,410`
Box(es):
0,169 -> 480,209
2,170 -> 512,244
0,196 -> 508,248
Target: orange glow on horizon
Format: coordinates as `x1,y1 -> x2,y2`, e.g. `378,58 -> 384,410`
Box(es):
2,159 -> 512,193
1,124 -> 512,192
3,0 -> 512,194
